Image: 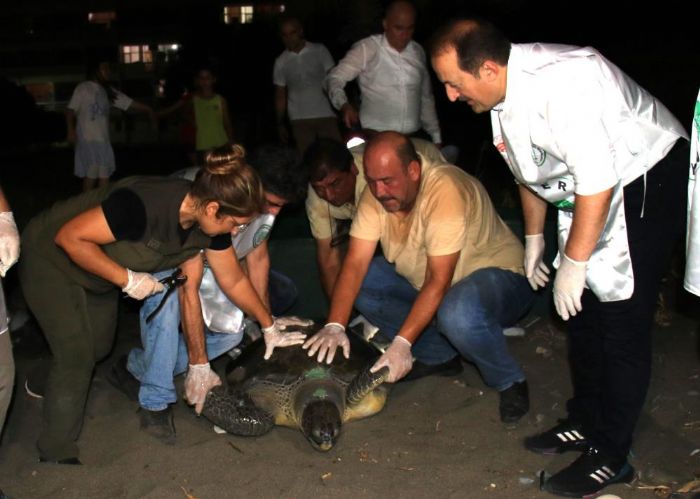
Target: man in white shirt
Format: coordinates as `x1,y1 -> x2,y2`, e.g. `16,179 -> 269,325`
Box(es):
325,0 -> 441,145
431,18 -> 688,498
273,16 -> 341,154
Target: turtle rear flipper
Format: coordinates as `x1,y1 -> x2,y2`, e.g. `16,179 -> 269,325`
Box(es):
346,365 -> 389,406
201,386 -> 274,437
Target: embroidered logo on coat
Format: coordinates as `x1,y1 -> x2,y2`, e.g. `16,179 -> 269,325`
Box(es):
531,145 -> 546,166
253,223 -> 272,247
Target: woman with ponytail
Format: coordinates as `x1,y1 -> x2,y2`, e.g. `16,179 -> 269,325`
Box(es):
65,58 -> 155,192
18,144 -> 304,463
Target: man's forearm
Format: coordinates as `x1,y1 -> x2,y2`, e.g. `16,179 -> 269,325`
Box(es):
518,185 -> 548,235
317,243 -> 342,298
179,286 -> 208,365
565,189 -> 613,261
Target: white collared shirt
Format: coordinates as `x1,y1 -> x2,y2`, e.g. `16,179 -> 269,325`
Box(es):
325,34 -> 441,143
273,42 -> 336,121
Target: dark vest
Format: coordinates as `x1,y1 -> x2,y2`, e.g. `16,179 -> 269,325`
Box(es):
22,176 -> 212,293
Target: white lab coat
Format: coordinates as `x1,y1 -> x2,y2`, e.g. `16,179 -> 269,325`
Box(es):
684,87 -> 700,296
492,43 -> 687,301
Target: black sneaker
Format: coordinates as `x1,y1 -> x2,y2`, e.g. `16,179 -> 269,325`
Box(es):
400,356 -> 463,382
106,355 -> 140,402
525,419 -> 589,455
499,380 -> 529,424
542,447 -> 635,497
139,406 -> 176,445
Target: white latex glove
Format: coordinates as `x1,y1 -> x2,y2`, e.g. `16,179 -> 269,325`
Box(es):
370,336 -> 413,383
0,211 -> 20,278
524,233 -> 550,290
302,322 -> 350,364
274,316 -> 315,329
553,252 -> 588,321
121,269 -> 165,300
262,320 -> 307,360
184,362 -> 222,415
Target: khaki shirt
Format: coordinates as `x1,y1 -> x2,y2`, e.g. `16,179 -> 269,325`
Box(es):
305,138 -> 445,240
350,160 -> 524,290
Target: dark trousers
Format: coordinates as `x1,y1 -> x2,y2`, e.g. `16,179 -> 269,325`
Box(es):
19,251 -> 118,460
566,140 -> 688,460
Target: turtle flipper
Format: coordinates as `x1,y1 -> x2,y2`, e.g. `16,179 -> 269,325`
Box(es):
346,365 -> 389,406
201,386 -> 274,437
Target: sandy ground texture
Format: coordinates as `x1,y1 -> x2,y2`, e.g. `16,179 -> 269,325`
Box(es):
0,303 -> 699,499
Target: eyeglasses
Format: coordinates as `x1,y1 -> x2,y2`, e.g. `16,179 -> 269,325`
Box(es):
233,222 -> 250,234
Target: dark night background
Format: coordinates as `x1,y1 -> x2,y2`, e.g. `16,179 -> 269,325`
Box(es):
0,0 -> 697,230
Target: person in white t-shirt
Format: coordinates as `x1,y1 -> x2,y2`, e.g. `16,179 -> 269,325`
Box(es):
66,59 -> 155,191
273,16 -> 341,154
431,18 -> 688,498
325,0 -> 441,145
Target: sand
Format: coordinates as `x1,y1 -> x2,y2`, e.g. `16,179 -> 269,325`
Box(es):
1,302 -> 698,499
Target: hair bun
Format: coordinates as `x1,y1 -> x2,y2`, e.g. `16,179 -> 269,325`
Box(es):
204,144 -> 247,174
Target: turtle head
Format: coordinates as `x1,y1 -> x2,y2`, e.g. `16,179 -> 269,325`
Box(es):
301,400 -> 342,452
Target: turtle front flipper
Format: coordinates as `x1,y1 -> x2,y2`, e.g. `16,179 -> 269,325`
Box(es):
346,365 -> 389,406
201,386 -> 274,437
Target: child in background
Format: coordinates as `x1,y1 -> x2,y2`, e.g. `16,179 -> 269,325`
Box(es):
66,59 -> 154,191
159,66 -> 234,165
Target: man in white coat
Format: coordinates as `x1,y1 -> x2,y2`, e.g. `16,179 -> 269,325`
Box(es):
431,18 -> 689,498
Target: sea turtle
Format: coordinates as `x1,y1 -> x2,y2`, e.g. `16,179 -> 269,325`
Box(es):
201,323 -> 390,451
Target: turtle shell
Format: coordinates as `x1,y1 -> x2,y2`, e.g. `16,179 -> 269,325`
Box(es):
201,322 -> 390,450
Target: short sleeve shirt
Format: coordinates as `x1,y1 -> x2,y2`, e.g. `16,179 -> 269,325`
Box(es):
68,81 -> 132,143
273,42 -> 336,121
350,162 -> 524,290
305,138 -> 446,240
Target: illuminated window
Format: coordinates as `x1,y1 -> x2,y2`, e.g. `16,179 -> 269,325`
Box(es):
121,45 -> 152,64
88,11 -> 116,25
224,5 -> 254,24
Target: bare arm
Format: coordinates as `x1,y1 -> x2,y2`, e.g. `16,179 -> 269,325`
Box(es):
206,246 -> 273,328
245,240 -> 271,311
274,85 -> 289,143
65,108 -> 77,143
565,189 -> 613,261
315,237 -> 343,298
156,98 -> 185,119
395,252 -> 459,344
326,236 -> 377,326
178,253 -> 208,365
220,97 -> 234,143
54,206 -> 128,287
0,187 -> 10,212
518,184 -> 548,236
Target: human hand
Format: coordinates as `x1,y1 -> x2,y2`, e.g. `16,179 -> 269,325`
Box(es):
121,269 -> 165,300
184,363 -> 222,415
553,252 -> 587,321
341,104 -> 359,129
274,316 -> 314,329
524,233 -> 550,290
0,212 -> 19,278
302,322 -> 350,364
262,320 -> 307,360
370,336 -> 413,383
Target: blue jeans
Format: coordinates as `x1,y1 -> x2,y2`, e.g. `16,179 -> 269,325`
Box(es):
355,257 -> 534,390
269,269 -> 298,316
127,270 -> 242,411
